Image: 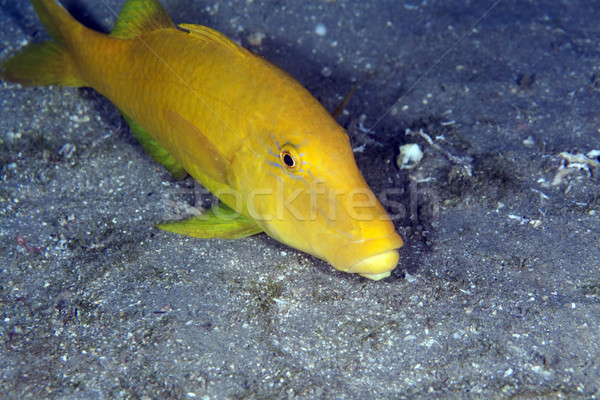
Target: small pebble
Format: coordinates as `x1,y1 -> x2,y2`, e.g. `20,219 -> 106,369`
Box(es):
247,31 -> 266,46
315,23 -> 327,36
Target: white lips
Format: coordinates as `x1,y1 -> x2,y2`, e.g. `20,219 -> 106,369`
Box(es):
345,250 -> 400,280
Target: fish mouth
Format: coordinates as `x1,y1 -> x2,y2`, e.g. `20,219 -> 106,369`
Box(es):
323,230 -> 403,280
328,232 -> 403,281
345,250 -> 400,281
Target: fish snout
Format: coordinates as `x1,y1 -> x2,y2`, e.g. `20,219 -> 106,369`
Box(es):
331,232 -> 404,280
346,250 -> 400,280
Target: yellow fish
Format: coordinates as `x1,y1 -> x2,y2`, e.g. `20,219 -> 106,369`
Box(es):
1,0 -> 403,280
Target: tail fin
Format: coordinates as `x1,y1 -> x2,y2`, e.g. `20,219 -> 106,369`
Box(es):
0,0 -> 85,86
1,0 -> 175,86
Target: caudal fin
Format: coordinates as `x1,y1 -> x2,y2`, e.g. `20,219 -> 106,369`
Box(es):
1,0 -> 175,86
0,0 -> 85,86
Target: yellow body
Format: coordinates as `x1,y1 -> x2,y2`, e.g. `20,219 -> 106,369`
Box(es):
1,0 -> 403,279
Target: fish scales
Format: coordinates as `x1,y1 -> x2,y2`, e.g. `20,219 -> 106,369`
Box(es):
0,0 -> 404,280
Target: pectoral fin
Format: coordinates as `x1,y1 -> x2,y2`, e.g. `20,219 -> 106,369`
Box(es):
157,202 -> 263,239
165,110 -> 230,185
121,112 -> 188,180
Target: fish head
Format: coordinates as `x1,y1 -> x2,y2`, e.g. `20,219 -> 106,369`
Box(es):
227,108 -> 403,280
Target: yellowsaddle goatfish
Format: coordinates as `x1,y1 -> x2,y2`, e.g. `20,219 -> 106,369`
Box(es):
0,0 -> 404,280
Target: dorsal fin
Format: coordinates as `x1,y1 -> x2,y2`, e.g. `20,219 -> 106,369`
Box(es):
110,0 -> 174,39
178,23 -> 247,58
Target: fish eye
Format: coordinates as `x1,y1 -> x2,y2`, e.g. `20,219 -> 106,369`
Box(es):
279,144 -> 301,172
282,152 -> 295,167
